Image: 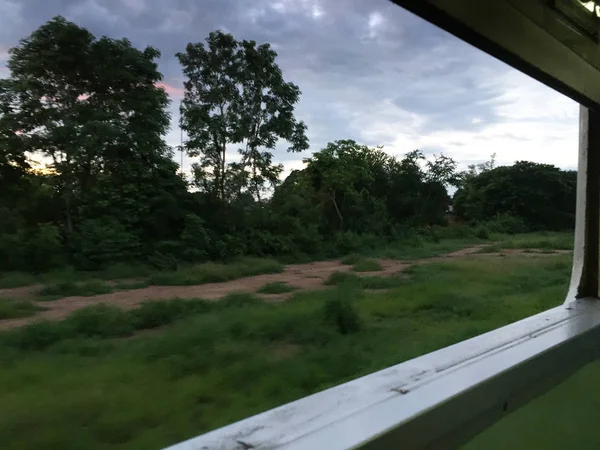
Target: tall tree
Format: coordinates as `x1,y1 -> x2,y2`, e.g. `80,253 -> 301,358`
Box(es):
177,30 -> 308,201
453,161 -> 576,230
0,16 -> 171,240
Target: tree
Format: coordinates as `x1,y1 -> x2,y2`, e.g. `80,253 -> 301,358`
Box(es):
0,16 -> 171,240
177,30 -> 308,202
454,161 -> 576,230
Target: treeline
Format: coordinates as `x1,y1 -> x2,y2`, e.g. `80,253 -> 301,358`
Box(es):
0,17 -> 576,273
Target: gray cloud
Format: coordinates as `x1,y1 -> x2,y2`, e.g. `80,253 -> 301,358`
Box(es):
0,0 -> 579,170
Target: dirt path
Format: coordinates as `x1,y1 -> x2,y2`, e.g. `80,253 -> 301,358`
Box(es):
0,246 -> 571,330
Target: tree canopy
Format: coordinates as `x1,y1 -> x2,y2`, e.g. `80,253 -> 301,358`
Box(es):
0,17 -> 577,273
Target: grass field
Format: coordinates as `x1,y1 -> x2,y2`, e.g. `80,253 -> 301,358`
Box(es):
0,248 -> 574,449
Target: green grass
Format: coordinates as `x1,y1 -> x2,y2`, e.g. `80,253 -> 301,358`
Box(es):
147,257 -> 283,286
351,258 -> 383,272
0,272 -> 37,289
496,231 -> 574,251
0,299 -> 45,320
256,281 -> 296,294
39,280 -> 113,299
0,253 -> 572,449
375,237 -> 485,260
324,271 -> 407,289
475,244 -> 503,254
340,253 -> 363,265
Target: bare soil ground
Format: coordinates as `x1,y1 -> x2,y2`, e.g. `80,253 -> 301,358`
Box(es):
0,246 -> 571,330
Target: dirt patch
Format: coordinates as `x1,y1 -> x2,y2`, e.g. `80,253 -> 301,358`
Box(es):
0,246 -> 571,330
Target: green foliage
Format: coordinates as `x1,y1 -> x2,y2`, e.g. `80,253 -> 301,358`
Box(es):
340,253 -> 363,265
257,281 -> 296,294
454,161 -> 576,231
324,271 -> 407,289
73,219 -> 141,270
351,258 -> 383,272
499,232 -> 573,251
0,272 -> 36,289
0,299 -> 44,320
0,255 -> 572,449
177,30 -> 308,201
67,305 -> 135,338
323,288 -> 362,335
148,258 -> 283,286
132,299 -> 212,330
40,280 -> 113,299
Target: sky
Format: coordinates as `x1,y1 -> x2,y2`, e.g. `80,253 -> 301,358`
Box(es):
0,0 -> 580,177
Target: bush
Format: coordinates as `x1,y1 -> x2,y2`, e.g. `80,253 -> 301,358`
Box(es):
148,258 -> 283,286
0,272 -> 36,289
484,213 -> 529,235
180,214 -> 211,262
66,305 -> 134,338
40,280 -> 112,299
324,271 -> 406,289
351,259 -> 383,272
340,253 -> 362,265
5,321 -> 71,351
219,292 -> 263,309
73,219 -> 140,270
323,290 -> 361,335
132,298 -> 212,330
324,271 -> 360,286
257,282 -> 296,294
0,224 -> 65,272
0,299 -> 44,320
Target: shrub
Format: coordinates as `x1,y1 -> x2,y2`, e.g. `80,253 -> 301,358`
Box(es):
323,291 -> 361,335
0,272 -> 36,289
66,305 -> 134,338
0,299 -> 44,320
351,259 -> 383,272
484,213 -> 529,235
340,254 -> 363,265
132,298 -> 212,330
5,321 -> 70,351
40,280 -> 112,299
148,258 -> 283,286
257,282 -> 296,294
73,219 -> 140,270
324,271 -> 360,286
219,292 -> 263,309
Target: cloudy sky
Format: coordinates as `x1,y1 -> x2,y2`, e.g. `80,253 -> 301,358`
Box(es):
0,0 -> 580,176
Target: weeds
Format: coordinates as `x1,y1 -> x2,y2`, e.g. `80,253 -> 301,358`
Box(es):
0,299 -> 44,320
257,281 -> 296,294
324,271 -> 406,289
351,258 -> 383,272
39,280 -> 113,299
0,254 -> 572,449
148,257 -> 283,286
340,253 -> 363,265
0,272 -> 36,289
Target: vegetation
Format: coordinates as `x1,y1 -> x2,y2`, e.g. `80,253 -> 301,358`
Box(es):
0,18 -> 576,279
147,257 -> 282,286
351,258 -> 383,272
0,299 -> 44,320
0,15 -> 581,450
40,280 -> 113,299
0,255 -> 571,449
257,281 -> 296,294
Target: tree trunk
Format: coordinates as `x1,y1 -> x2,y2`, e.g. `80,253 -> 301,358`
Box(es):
331,190 -> 343,229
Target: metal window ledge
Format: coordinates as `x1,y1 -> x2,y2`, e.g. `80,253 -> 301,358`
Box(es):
165,298 -> 600,450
